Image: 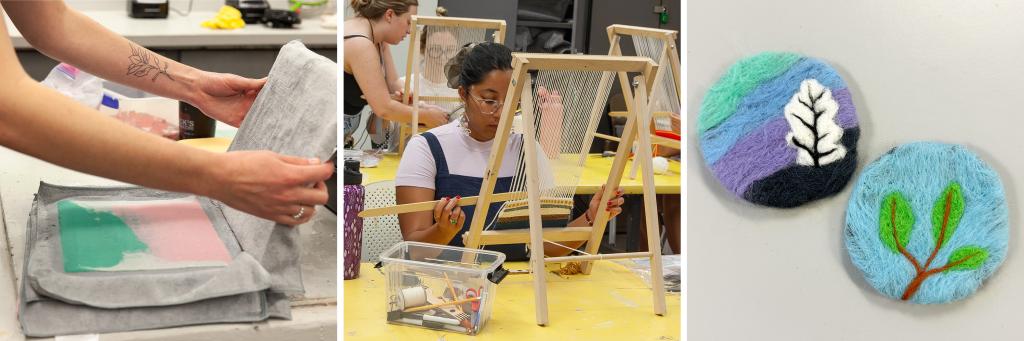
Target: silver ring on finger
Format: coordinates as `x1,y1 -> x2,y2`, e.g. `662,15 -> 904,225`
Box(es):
293,206 -> 305,220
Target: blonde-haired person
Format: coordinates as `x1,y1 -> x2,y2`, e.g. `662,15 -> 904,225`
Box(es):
0,1 -> 332,225
344,0 -> 448,143
369,25 -> 460,150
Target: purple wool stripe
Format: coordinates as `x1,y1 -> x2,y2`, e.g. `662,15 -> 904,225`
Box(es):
710,118 -> 796,197
833,88 -> 859,129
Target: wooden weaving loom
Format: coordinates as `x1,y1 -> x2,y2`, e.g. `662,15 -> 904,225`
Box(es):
605,25 -> 681,179
362,52 -> 667,326
398,15 -> 507,154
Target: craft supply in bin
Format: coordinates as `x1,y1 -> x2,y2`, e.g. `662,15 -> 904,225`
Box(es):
376,241 -> 508,335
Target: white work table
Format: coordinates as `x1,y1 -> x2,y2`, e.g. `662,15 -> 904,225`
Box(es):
0,145 -> 337,340
6,11 -> 337,49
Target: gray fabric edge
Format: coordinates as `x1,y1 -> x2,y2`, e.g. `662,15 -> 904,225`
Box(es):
20,285 -> 268,337
265,292 -> 293,320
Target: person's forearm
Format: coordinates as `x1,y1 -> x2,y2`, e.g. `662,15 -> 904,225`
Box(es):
543,215 -> 589,256
404,222 -> 459,246
4,2 -> 203,104
0,77 -> 219,197
389,78 -> 404,94
375,99 -> 417,123
382,48 -> 402,93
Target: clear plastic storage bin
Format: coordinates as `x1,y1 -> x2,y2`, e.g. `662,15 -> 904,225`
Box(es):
376,241 -> 508,335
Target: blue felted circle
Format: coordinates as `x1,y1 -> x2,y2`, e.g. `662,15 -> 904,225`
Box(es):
845,142 -> 1008,304
698,52 -> 860,208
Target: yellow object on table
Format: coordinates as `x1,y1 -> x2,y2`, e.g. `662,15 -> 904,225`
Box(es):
201,6 -> 246,30
177,137 -> 232,153
344,261 -> 681,340
360,153 -> 681,195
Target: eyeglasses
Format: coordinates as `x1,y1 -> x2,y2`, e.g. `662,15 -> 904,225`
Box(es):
467,92 -> 504,115
425,46 -> 458,58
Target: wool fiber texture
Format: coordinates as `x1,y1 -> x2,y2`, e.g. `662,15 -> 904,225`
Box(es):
845,142 -> 1008,304
698,52 -> 859,207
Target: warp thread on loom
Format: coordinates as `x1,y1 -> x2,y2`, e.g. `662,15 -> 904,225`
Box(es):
697,52 -> 859,207
845,142 -> 1008,304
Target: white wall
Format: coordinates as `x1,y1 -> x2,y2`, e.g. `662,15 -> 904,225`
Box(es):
688,1 -> 1024,340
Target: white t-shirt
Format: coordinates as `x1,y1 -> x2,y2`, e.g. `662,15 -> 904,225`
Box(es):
395,121 -> 524,189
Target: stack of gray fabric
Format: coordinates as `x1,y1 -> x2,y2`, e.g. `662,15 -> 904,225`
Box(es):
18,41 -> 337,337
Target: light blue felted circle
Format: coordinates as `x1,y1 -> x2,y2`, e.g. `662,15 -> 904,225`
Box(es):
845,142 -> 1008,304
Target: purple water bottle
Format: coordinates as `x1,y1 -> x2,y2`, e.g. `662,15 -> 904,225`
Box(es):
342,160 -> 364,280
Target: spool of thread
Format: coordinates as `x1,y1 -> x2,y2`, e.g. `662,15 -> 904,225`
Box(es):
653,156 -> 669,174
400,286 -> 428,309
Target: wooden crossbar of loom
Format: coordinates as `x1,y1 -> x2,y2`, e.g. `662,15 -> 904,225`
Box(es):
398,16 -> 507,154
499,197 -> 574,210
594,130 -> 681,150
459,53 -> 667,326
606,24 -> 678,39
357,191 -> 525,218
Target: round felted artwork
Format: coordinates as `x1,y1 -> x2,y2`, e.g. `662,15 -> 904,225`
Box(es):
698,52 -> 859,207
845,142 -> 1008,304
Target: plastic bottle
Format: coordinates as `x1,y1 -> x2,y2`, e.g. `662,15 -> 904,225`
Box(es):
179,101 -> 215,139
343,159 -> 365,280
40,63 -> 104,109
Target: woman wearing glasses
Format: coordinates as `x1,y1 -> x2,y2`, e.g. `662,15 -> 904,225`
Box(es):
344,0 -> 449,143
394,42 -> 626,260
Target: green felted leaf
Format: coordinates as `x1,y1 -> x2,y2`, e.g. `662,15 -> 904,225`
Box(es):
944,245 -> 988,272
931,182 -> 964,250
879,192 -> 914,254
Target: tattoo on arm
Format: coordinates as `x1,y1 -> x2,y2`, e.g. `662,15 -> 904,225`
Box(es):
127,43 -> 175,82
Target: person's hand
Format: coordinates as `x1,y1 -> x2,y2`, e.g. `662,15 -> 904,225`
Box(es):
585,185 -> 625,224
191,71 -> 267,127
433,196 -> 465,236
205,151 -> 333,225
419,106 -> 449,128
391,90 -> 408,103
537,86 -> 563,117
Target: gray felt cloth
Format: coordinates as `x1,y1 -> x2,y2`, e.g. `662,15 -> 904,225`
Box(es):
19,41 -> 337,337
223,40 -> 338,293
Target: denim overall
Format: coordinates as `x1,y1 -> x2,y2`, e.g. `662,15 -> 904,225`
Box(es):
421,132 -> 529,261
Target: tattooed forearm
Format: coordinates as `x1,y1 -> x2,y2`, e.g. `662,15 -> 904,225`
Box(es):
126,43 -> 175,82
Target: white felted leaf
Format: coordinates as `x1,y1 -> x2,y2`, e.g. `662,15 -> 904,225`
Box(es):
784,79 -> 847,167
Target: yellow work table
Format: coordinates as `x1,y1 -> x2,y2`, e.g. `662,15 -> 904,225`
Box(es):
343,261 -> 681,340
178,137 -> 233,152
359,154 -> 681,195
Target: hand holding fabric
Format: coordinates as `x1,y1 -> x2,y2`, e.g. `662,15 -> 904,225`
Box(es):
207,151 -> 332,225
191,71 -> 267,127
